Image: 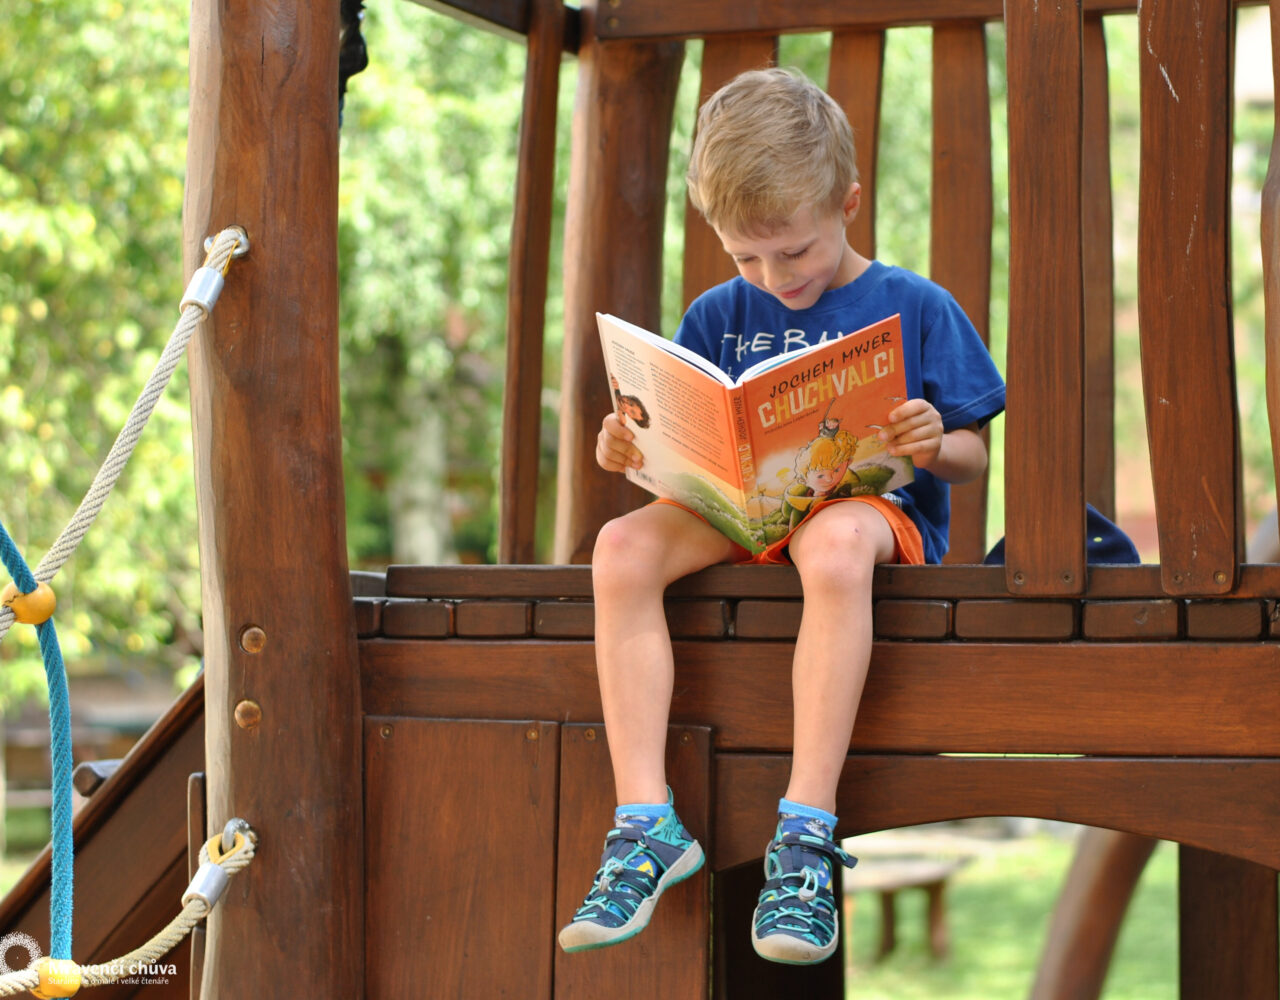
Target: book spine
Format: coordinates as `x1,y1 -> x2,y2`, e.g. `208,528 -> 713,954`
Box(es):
728,386 -> 756,497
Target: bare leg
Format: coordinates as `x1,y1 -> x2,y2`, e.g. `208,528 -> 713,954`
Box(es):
592,503 -> 739,805
783,502 -> 896,813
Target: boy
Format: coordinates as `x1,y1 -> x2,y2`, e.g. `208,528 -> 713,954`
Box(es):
558,67 -> 1005,965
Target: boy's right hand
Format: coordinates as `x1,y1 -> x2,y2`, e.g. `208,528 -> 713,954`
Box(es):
596,411 -> 643,472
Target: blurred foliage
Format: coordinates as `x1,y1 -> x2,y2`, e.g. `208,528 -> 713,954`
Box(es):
0,3 -> 1274,705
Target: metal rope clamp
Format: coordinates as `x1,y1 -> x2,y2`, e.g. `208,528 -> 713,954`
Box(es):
183,819 -> 253,909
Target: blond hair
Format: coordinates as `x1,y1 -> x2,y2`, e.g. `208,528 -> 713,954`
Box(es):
794,429 -> 859,476
686,67 -> 857,236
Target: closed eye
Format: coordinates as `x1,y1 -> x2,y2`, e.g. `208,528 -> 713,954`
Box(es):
783,247 -> 810,260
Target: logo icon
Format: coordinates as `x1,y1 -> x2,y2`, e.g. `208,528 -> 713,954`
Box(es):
0,932 -> 41,974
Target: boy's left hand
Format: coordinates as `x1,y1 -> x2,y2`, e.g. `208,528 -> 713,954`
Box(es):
879,398 -> 944,470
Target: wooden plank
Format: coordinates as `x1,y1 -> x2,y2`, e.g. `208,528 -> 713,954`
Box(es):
1137,0 -> 1239,595
1082,599 -> 1180,640
500,0 -> 565,563
352,597 -> 384,637
874,599 -> 951,638
681,34 -> 778,311
1003,0 -> 1086,595
1179,846 -> 1279,1000
555,724 -> 712,998
364,717 -> 559,997
555,33 -> 685,562
734,600 -> 803,639
184,0 -> 365,991
187,772 -> 207,1000
827,29 -> 885,260
1082,15 -> 1117,519
382,599 -> 453,637
953,600 -> 1076,640
930,22 -> 993,564
455,599 -> 533,636
591,0 -> 1268,40
1029,829 -> 1157,1000
715,754 -> 1280,871
1185,600 -> 1265,640
383,562 -> 1280,601
535,600 -> 595,637
1266,0 -> 1280,525
666,599 -> 732,638
360,638 -> 1280,756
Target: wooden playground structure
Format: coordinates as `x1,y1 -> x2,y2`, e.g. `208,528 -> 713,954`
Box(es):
0,0 -> 1278,997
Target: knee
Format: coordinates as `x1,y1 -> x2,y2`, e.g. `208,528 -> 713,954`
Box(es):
592,514 -> 667,598
791,515 -> 879,591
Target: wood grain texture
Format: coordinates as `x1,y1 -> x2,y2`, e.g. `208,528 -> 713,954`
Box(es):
1137,0 -> 1239,595
1081,599 -> 1180,639
1179,846 -> 1279,999
364,717 -> 559,997
1266,0 -> 1280,528
500,0 -> 566,562
681,33 -> 778,311
715,754 -> 1280,871
554,724 -> 712,998
953,600 -> 1076,640
1003,0 -> 1087,595
184,0 -> 364,993
827,28 -> 885,261
555,25 -> 685,562
931,22 -> 994,564
1029,829 -> 1157,1000
361,638 -> 1280,756
187,771 -> 207,1000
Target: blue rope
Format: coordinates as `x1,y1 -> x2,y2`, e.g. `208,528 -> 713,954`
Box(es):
0,519 -> 73,961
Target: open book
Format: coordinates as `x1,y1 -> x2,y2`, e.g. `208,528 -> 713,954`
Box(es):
597,312 -> 914,554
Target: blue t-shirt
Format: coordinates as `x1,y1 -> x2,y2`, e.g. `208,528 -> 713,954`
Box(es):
674,262 -> 1006,563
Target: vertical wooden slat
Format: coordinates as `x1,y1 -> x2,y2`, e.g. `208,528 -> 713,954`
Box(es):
1263,0 -> 1280,530
1179,846 -> 1279,1000
931,22 -> 993,563
1137,0 -> 1238,595
681,34 -> 780,312
554,12 -> 684,564
183,0 -> 365,994
555,724 -> 713,999
500,0 -> 566,564
187,772 -> 207,1000
1004,0 -> 1087,595
828,29 -> 886,261
364,718 -> 560,997
1082,15 -> 1117,520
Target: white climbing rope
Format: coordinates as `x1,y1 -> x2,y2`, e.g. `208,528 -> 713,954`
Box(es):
0,825 -> 256,996
0,227 -> 247,644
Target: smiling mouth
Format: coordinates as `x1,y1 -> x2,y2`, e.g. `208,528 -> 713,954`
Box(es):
778,283 -> 809,300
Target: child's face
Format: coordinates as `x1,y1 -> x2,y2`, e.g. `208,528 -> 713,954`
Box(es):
804,460 -> 850,495
716,191 -> 860,311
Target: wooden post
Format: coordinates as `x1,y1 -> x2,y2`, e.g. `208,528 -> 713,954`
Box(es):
183,0 -> 364,995
553,4 -> 684,564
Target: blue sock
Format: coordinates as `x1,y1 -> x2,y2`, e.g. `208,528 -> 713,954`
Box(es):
777,798 -> 839,888
614,800 -> 673,872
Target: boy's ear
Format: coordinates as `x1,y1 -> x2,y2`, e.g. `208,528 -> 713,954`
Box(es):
842,183 -> 861,224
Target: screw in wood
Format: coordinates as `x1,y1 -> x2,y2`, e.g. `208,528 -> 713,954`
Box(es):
680,732 -> 692,744
1013,571 -> 1026,586
380,724 -> 393,740
239,625 -> 267,653
584,728 -> 596,741
234,700 -> 262,729
526,727 -> 539,741
1214,570 -> 1227,584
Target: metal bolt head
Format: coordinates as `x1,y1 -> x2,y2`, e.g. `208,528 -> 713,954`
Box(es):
584,728 -> 597,741
380,724 -> 393,740
239,626 -> 267,654
1213,570 -> 1227,584
526,727 -> 539,741
234,699 -> 262,729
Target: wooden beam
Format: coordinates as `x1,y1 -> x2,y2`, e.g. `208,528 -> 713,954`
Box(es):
930,21 -> 993,564
588,0 -> 1269,40
1262,0 -> 1280,543
1137,0 -> 1239,595
499,0 -> 565,562
827,29 -> 885,264
184,0 -> 364,994
1004,0 -> 1087,594
554,9 -> 685,562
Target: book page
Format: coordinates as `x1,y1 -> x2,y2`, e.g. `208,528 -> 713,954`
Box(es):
738,315 -> 915,549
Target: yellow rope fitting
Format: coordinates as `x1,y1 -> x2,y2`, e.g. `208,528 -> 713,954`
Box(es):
206,830 -> 249,865
30,958 -> 80,998
1,581 -> 56,625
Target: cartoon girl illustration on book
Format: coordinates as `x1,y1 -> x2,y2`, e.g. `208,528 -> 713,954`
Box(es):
610,375 -> 651,429
780,404 -> 862,532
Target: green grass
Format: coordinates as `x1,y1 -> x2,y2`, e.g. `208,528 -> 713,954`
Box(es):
843,833 -> 1177,1000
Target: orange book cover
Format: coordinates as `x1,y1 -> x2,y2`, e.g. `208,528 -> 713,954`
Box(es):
597,312 -> 912,553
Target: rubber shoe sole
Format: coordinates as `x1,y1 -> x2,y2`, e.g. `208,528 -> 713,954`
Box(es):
750,909 -> 840,965
557,841 -> 705,953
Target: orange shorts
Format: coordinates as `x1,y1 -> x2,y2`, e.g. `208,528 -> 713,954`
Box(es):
651,494 -> 925,566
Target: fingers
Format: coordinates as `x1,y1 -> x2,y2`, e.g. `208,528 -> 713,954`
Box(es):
880,398 -> 943,463
596,412 -> 643,472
